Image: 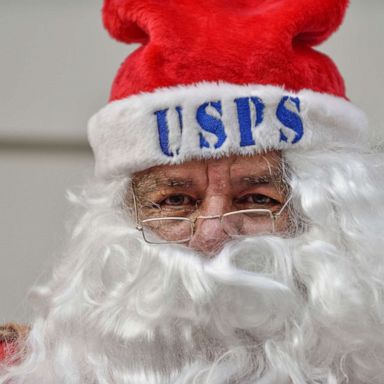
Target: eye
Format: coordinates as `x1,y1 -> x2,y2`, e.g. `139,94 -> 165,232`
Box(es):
235,194 -> 279,208
161,194 -> 195,207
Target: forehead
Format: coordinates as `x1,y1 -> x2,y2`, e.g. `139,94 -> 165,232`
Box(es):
133,151 -> 283,189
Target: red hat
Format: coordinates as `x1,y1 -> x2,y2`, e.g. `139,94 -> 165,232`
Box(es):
88,0 -> 367,178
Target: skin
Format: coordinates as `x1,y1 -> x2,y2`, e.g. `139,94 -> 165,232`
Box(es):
131,151 -> 290,257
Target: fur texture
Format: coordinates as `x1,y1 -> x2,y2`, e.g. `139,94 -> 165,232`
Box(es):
92,0 -> 354,179
102,0 -> 348,100
88,83 -> 367,178
1,145 -> 384,384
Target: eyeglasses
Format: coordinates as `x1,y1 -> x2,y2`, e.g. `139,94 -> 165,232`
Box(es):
132,191 -> 291,244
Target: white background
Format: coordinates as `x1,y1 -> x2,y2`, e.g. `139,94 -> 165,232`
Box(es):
0,0 -> 383,323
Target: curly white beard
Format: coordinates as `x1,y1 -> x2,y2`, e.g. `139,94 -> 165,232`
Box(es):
2,148 -> 384,384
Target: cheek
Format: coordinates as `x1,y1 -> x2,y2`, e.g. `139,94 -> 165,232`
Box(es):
275,210 -> 294,234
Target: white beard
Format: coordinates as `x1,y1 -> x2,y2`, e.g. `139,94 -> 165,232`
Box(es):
2,149 -> 384,384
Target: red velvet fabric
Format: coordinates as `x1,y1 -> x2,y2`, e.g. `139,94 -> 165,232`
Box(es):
102,0 -> 349,101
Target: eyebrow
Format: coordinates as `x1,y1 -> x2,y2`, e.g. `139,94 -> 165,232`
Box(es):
133,176 -> 194,195
237,173 -> 283,187
133,172 -> 283,196
164,178 -> 194,188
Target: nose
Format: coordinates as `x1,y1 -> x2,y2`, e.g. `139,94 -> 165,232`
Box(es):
188,196 -> 231,257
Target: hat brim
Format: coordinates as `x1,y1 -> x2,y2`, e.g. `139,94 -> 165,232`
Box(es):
88,82 -> 368,179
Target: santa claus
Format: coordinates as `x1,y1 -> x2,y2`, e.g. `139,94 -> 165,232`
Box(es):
1,0 -> 384,383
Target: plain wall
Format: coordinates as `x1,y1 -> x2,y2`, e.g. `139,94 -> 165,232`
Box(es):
1,0 -> 383,323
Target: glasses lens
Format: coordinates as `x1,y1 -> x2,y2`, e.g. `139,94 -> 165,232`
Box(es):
141,218 -> 193,244
222,210 -> 274,236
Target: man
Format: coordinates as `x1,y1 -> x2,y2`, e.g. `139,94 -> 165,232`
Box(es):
1,0 -> 384,383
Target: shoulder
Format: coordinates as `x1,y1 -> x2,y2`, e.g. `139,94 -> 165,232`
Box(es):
0,323 -> 29,362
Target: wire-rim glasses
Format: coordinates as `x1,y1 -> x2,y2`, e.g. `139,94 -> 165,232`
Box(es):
132,190 -> 292,244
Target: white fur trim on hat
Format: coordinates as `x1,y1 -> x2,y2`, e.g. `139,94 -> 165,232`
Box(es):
88,82 -> 368,178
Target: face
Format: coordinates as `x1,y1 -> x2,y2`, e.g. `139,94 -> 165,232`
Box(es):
132,151 -> 290,256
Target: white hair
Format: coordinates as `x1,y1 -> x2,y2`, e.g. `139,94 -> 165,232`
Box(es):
1,145 -> 384,384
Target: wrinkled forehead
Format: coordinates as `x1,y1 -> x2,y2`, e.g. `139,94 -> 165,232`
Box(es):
132,151 -> 284,191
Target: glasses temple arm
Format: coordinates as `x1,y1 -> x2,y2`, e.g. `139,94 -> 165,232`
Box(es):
274,195 -> 293,219
132,186 -> 142,230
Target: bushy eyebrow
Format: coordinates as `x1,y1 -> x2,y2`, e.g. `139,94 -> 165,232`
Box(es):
239,173 -> 283,186
133,175 -> 194,196
133,169 -> 284,199
164,178 -> 194,188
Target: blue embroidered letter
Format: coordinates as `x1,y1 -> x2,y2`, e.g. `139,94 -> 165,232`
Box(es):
196,101 -> 227,149
154,107 -> 183,157
234,97 -> 265,147
276,96 -> 304,144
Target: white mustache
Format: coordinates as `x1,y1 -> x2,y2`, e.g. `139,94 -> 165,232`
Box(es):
132,235 -> 299,337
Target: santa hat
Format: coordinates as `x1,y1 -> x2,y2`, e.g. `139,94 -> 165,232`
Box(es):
88,0 -> 367,179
